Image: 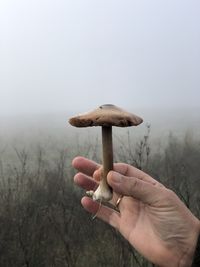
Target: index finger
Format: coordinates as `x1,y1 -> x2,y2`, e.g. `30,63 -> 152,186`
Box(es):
72,156 -> 100,176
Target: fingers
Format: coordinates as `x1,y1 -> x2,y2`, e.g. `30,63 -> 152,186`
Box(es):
72,157 -> 164,205
72,156 -> 100,176
81,196 -> 120,229
107,171 -> 164,205
73,157 -> 99,192
94,163 -> 163,187
72,157 -> 161,187
74,172 -> 121,207
74,173 -> 98,191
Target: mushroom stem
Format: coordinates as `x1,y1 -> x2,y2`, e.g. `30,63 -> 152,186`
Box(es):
90,126 -> 113,201
102,126 -> 113,188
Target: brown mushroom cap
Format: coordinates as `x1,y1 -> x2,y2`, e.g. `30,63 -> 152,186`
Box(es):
69,104 -> 143,127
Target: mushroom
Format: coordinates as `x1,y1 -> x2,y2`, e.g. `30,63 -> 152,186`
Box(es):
69,104 -> 143,202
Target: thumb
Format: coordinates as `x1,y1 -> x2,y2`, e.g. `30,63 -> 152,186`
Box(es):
107,171 -> 162,205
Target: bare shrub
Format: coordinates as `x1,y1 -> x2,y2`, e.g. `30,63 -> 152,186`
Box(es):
0,128 -> 199,267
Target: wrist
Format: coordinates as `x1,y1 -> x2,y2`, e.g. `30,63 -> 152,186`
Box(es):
179,220 -> 200,267
191,221 -> 200,267
160,219 -> 200,267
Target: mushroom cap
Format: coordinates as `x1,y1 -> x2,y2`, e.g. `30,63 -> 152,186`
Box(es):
69,104 -> 143,127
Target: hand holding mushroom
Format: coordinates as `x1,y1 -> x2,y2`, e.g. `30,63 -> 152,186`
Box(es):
69,104 -> 143,202
72,156 -> 200,267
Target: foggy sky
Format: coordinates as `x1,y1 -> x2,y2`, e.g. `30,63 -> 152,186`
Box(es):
0,0 -> 200,115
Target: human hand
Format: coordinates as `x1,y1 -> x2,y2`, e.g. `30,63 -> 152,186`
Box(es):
72,156 -> 200,267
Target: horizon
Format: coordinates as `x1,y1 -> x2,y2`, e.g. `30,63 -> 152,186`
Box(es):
0,107 -> 199,141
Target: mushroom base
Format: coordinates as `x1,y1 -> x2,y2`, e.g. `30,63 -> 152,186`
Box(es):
86,181 -> 113,202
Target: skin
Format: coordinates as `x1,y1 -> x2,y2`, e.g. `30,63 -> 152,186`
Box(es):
72,156 -> 200,267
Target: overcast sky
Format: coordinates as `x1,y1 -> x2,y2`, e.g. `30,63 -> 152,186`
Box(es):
0,0 -> 200,116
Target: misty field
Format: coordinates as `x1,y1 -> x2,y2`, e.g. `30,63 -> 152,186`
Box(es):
0,124 -> 199,267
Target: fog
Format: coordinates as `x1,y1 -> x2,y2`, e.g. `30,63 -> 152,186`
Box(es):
0,0 -> 200,136
1,3 -> 200,267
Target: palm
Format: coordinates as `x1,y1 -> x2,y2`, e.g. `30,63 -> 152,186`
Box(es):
116,196 -> 161,262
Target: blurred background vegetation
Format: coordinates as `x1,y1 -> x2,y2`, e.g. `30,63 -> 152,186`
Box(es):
0,123 -> 199,267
